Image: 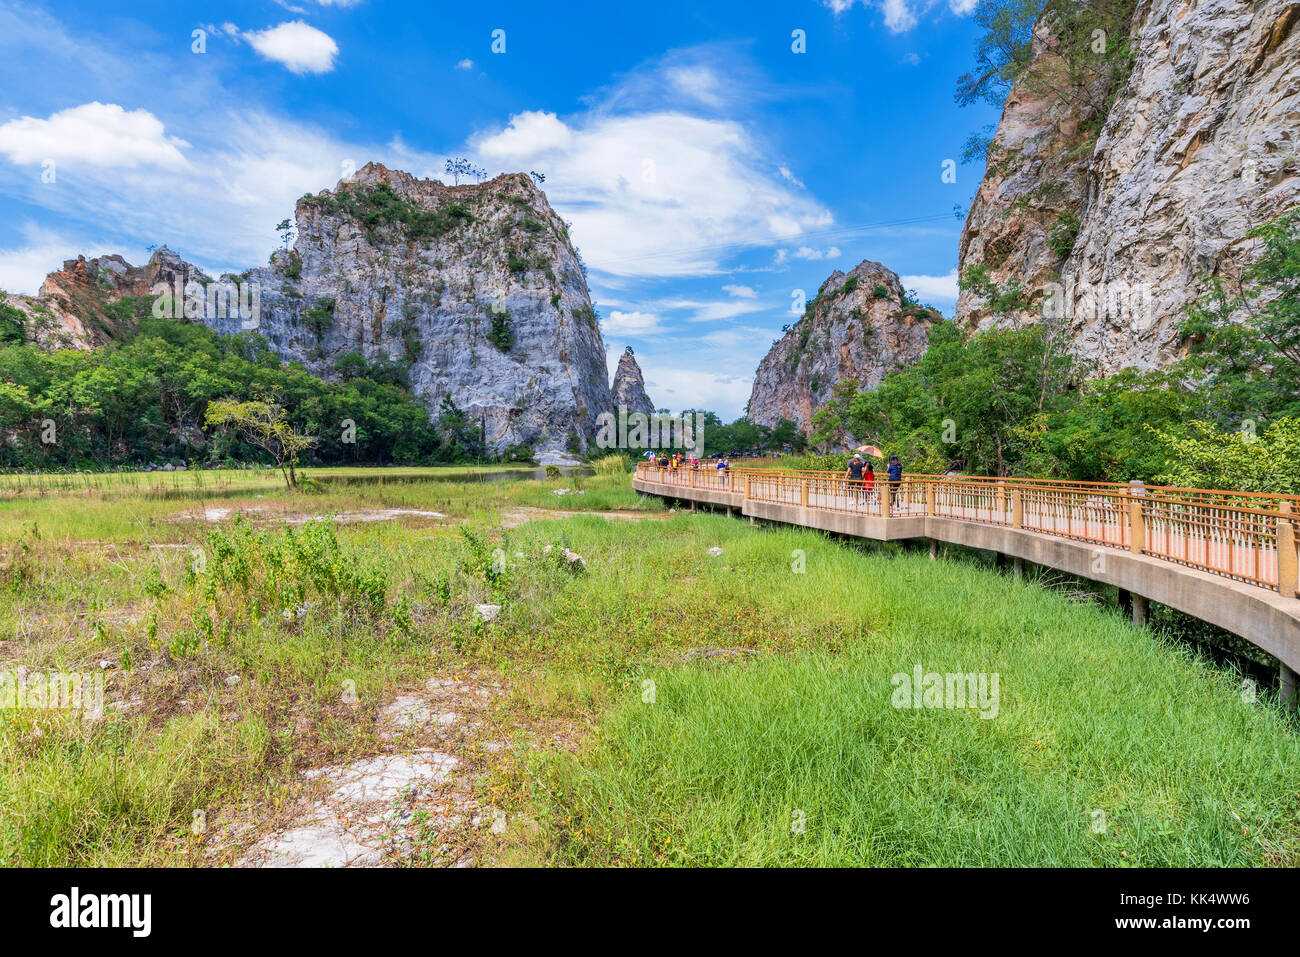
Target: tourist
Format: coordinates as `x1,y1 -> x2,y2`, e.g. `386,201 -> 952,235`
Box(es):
846,454 -> 867,505
887,455 -> 903,511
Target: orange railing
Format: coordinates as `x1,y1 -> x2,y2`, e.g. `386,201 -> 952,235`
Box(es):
634,463 -> 1300,597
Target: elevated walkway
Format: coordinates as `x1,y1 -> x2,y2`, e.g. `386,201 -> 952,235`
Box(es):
634,464 -> 1300,700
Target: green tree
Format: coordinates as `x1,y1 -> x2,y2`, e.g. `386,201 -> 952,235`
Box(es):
204,397 -> 317,489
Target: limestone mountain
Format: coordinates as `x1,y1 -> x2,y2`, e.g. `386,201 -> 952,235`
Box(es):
956,0 -> 1300,372
747,260 -> 938,433
609,346 -> 655,417
6,163 -> 615,455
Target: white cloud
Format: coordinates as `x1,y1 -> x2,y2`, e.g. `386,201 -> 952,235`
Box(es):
822,0 -> 976,32
0,102 -> 189,169
900,269 -> 959,302
472,98 -> 829,278
882,0 -> 918,31
664,66 -> 724,106
0,224 -> 150,295
476,110 -> 574,158
455,58 -> 474,71
640,367 -> 753,418
602,309 -> 663,335
786,244 -> 842,261
723,284 -> 757,298
244,21 -> 339,74
656,297 -> 767,323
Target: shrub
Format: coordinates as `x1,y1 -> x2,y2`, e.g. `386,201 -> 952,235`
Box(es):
485,308 -> 514,351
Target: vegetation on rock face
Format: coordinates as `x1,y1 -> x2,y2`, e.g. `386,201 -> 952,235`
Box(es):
811,207 -> 1300,487
485,308 -> 515,352
957,0 -> 1140,162
301,182 -> 474,243
0,304 -> 25,344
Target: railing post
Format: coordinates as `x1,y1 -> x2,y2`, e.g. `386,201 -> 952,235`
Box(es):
925,481 -> 935,516
690,468 -> 697,488
744,475 -> 751,501
800,479 -> 809,508
997,479 -> 1006,519
1011,487 -> 1023,528
1278,502 -> 1298,599
880,482 -> 891,518
1129,489 -> 1145,555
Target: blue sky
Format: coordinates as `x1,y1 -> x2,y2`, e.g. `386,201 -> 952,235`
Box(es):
0,0 -> 998,419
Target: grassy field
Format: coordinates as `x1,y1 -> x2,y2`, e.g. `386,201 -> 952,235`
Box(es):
1,466 -> 1297,867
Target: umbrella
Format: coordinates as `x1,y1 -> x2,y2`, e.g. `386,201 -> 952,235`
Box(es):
854,445 -> 884,458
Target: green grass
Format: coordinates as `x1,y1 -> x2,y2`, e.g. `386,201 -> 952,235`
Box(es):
2,470 -> 1298,867
508,518 -> 1300,867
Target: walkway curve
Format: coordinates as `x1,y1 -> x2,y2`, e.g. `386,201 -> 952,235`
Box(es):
633,464 -> 1300,695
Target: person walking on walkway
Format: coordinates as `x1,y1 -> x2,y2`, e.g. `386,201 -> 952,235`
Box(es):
846,454 -> 868,507
887,454 -> 902,513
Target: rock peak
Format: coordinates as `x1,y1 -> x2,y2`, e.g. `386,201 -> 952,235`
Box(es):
610,346 -> 655,417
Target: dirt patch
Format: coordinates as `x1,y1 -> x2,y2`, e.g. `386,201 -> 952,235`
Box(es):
498,507 -> 669,528
177,504 -> 447,526
235,673 -> 505,868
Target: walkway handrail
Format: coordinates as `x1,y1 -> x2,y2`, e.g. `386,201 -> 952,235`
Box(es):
634,462 -> 1300,599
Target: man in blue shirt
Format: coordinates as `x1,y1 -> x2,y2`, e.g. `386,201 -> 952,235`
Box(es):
887,455 -> 903,512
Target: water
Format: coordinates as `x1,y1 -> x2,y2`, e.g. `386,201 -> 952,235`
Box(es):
319,467 -> 595,486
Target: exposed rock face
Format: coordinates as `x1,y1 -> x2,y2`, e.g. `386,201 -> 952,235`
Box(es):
13,163 -> 613,454
747,260 -> 937,432
609,347 -> 655,416
957,0 -> 1300,373
8,246 -> 209,349
226,163 -> 611,454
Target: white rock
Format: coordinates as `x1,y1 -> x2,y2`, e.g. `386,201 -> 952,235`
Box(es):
475,604 -> 501,623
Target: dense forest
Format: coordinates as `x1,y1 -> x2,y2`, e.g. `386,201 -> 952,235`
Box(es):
0,313 -> 491,469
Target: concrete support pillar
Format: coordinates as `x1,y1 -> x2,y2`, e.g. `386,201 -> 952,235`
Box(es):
1129,492 -> 1145,555
1278,503 -> 1297,599
929,539 -> 937,561
1280,662 -> 1298,712
1132,594 -> 1149,627
1013,557 -> 1025,578
749,516 -> 756,527
725,506 -> 733,518
690,499 -> 696,512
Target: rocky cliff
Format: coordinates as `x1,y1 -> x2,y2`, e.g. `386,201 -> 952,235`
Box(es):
957,0 -> 1300,372
8,163 -> 616,455
747,260 -> 938,432
6,246 -> 210,350
609,347 -> 655,416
